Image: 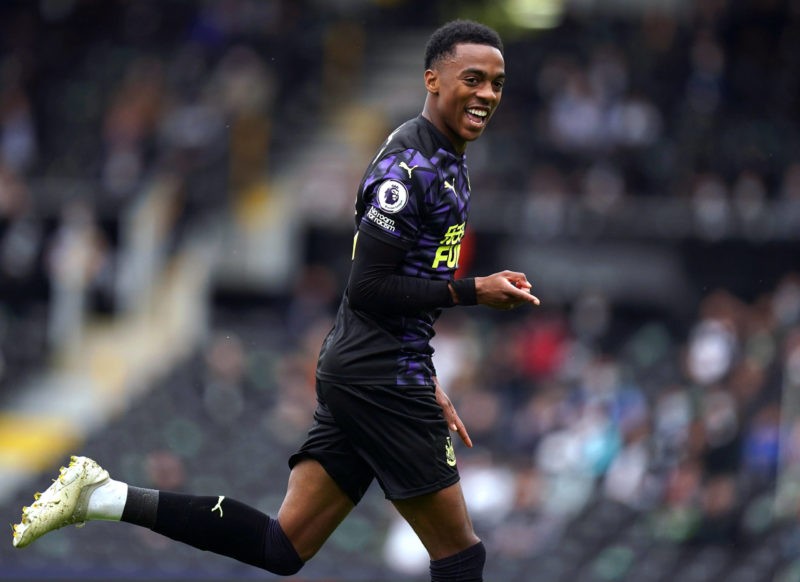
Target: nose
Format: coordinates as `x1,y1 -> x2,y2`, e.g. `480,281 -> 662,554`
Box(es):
476,80 -> 498,103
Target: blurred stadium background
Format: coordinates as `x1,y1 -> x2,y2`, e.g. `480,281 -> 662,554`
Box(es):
1,0 -> 800,580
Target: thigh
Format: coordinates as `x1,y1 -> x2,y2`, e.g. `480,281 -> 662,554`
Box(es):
289,394 -> 375,505
392,481 -> 480,560
277,458 -> 355,562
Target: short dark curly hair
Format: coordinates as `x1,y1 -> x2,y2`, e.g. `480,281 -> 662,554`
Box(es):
424,20 -> 503,70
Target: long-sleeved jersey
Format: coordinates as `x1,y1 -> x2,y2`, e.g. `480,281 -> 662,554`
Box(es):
316,115 -> 471,386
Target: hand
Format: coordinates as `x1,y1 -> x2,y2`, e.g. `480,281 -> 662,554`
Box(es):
433,377 -> 472,448
475,270 -> 541,310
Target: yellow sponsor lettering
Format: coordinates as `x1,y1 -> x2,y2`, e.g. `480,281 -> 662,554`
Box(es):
440,223 -> 465,246
432,243 -> 461,269
432,222 -> 466,269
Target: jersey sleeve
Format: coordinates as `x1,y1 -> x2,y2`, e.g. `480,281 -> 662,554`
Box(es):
348,228 -> 453,315
358,149 -> 437,249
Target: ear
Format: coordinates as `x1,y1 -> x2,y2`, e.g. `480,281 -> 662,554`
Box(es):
424,69 -> 439,95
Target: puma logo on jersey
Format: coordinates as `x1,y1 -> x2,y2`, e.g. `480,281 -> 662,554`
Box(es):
399,161 -> 418,179
444,179 -> 459,198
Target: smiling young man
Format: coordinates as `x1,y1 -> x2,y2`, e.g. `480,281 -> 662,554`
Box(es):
13,20 -> 539,582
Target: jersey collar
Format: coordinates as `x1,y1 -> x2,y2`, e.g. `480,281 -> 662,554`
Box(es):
418,115 -> 464,158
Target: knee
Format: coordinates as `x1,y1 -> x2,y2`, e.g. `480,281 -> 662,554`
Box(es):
263,517 -> 305,576
429,541 -> 485,582
264,556 -> 304,577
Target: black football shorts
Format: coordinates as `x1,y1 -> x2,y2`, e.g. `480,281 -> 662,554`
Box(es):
288,380 -> 460,504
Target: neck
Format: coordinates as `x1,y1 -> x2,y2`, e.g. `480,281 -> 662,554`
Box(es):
421,99 -> 466,154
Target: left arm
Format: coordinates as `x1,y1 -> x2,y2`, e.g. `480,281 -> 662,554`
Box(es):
434,376 -> 472,448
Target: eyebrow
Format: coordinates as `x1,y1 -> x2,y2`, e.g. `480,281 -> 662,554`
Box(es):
461,67 -> 506,79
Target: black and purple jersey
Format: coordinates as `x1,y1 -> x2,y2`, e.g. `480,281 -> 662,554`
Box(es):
316,116 -> 470,386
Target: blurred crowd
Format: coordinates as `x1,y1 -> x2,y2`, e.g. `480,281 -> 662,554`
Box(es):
0,0 -> 328,400
3,0 -> 799,382
477,0 -> 800,242
2,0 -> 800,580
446,272 -> 800,573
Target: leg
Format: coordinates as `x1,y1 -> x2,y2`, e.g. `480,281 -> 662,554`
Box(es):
317,381 -> 484,578
393,482 -> 485,582
277,458 -> 355,561
147,459 -> 353,575
142,457 -> 353,570
392,481 -> 479,560
11,456 -> 352,576
14,388 -> 364,573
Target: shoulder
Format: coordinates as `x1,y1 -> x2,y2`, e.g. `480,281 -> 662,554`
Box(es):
384,117 -> 448,160
369,120 -> 450,185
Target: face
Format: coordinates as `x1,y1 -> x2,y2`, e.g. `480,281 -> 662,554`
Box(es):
423,42 -> 505,153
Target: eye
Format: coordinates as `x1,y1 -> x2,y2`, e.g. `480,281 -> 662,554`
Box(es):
464,77 -> 479,86
493,79 -> 505,90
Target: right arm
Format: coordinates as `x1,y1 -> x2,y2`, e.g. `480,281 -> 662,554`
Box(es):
348,228 -> 540,313
347,228 -> 452,314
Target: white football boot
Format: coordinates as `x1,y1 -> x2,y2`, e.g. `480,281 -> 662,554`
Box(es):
12,456 -> 110,548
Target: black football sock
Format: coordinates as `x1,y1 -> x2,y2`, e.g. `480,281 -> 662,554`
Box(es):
124,490 -> 303,575
120,486 -> 159,528
430,541 -> 486,582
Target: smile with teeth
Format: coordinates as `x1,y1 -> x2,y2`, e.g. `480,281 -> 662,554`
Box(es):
466,108 -> 489,124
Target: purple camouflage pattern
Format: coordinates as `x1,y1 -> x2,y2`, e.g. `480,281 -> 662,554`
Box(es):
316,116 -> 471,387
